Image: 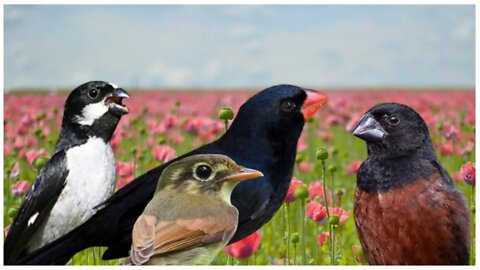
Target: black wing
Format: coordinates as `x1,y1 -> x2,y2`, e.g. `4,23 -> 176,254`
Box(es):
18,147 -> 207,264
4,150 -> 69,265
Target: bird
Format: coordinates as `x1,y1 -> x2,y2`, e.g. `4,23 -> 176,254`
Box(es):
352,102 -> 470,265
127,154 -> 263,265
4,81 -> 130,265
19,84 -> 328,265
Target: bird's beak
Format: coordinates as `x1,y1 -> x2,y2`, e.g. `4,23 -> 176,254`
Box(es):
105,88 -> 130,116
301,90 -> 328,120
222,167 -> 264,183
353,114 -> 387,142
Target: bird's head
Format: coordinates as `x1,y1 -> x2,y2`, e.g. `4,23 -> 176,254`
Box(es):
64,81 -> 129,127
228,84 -> 328,148
157,154 -> 263,202
353,103 -> 434,158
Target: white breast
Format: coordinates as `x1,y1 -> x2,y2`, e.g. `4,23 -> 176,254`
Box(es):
28,137 -> 116,251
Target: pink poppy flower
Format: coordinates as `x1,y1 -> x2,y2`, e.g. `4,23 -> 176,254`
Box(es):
12,180 -> 30,197
10,162 -> 20,178
308,181 -> 332,204
317,232 -> 330,247
298,161 -> 312,172
152,145 -> 176,163
284,178 -> 305,203
25,149 -> 48,166
346,160 -> 362,175
306,201 -> 327,222
329,207 -> 350,225
461,162 -> 475,186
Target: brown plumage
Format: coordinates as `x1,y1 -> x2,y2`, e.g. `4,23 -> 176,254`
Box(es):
352,103 -> 470,265
127,154 -> 263,265
354,173 -> 470,264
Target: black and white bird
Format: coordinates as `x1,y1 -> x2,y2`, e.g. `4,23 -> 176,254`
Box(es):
4,81 -> 130,264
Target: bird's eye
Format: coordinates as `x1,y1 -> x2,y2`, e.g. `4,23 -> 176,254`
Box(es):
280,100 -> 296,113
386,114 -> 400,126
195,165 -> 212,180
88,88 -> 100,99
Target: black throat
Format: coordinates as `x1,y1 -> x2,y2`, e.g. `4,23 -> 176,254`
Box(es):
357,142 -> 438,193
54,113 -> 120,152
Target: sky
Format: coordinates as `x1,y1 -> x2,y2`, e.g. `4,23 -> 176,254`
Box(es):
4,5 -> 476,90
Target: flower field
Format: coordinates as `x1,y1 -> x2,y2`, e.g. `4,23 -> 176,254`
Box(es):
3,88 -> 476,265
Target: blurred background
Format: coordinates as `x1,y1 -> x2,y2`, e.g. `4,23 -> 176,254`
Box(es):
4,4 -> 475,91
3,4 -> 476,265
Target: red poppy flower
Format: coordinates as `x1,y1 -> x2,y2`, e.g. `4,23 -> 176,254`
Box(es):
306,201 -> 327,222
224,231 -> 261,259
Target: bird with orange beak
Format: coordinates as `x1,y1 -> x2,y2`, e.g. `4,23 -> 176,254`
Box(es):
20,84 -> 328,264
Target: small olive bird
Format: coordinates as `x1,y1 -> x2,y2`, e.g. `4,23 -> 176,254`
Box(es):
127,154 -> 263,265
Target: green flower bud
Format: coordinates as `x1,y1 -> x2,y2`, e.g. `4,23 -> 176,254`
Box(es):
130,147 -> 138,156
33,157 -> 49,170
175,100 -> 181,107
327,164 -> 337,173
34,128 -> 42,137
329,215 -> 340,226
331,147 -> 339,156
295,154 -> 304,163
294,185 -> 308,199
219,107 -> 234,121
140,127 -> 147,135
314,195 -> 322,202
316,147 -> 329,160
436,122 -> 443,131
8,207 -> 19,219
158,137 -> 166,145
36,112 -> 46,121
336,188 -> 344,197
291,232 -> 300,243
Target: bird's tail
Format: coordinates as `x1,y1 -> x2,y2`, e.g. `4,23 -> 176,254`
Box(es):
16,227 -> 90,265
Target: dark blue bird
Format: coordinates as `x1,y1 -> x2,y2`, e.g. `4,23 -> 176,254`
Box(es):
19,84 -> 328,265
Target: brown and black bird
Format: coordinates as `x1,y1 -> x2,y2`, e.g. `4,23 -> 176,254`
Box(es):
352,102 -> 470,265
127,154 -> 263,265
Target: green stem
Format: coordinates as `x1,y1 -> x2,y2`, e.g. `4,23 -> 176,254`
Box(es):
321,160 -> 330,218
286,203 -> 291,265
224,120 -> 228,133
329,225 -> 333,265
133,153 -> 136,178
321,159 -> 334,265
293,243 -> 297,265
331,171 -> 335,207
301,199 -> 306,265
315,222 -> 319,264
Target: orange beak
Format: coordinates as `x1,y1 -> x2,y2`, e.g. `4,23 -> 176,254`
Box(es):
222,167 -> 264,183
301,90 -> 328,120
